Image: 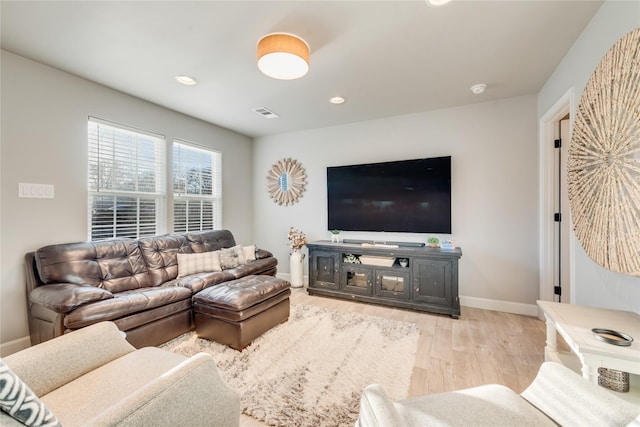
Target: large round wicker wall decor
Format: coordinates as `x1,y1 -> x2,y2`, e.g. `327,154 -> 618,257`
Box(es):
568,28 -> 640,277
266,158 -> 307,206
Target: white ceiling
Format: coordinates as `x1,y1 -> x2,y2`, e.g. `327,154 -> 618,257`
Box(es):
1,1 -> 602,138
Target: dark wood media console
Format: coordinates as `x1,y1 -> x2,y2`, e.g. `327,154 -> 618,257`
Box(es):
307,240 -> 462,318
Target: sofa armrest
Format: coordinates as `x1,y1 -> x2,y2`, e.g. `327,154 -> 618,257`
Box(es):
30,283 -> 113,313
3,322 -> 134,397
255,248 -> 273,259
87,352 -> 240,427
355,384 -> 404,427
521,362 -> 640,427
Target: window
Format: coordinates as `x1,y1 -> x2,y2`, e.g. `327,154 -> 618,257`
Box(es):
173,141 -> 221,232
88,118 -> 166,240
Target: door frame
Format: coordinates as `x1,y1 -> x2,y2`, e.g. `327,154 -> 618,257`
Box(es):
538,88 -> 576,305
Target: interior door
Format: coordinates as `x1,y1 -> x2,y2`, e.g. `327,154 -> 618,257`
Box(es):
553,118 -> 571,303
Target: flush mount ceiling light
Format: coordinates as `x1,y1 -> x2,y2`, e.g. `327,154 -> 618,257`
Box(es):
426,0 -> 452,6
257,33 -> 309,80
470,83 -> 487,94
174,75 -> 197,86
330,96 -> 345,104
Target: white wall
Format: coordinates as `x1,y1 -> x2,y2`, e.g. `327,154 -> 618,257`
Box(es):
0,51 -> 254,353
537,1 -> 640,312
254,96 -> 540,314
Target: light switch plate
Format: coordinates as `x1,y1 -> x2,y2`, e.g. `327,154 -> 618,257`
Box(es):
18,183 -> 54,199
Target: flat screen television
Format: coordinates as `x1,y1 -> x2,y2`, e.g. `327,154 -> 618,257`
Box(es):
327,156 -> 451,234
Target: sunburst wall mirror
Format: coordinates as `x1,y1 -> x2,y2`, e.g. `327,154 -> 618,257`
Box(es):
568,28 -> 640,277
266,158 -> 307,206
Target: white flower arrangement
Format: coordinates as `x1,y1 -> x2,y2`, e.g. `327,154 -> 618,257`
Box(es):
343,253 -> 360,264
287,227 -> 307,250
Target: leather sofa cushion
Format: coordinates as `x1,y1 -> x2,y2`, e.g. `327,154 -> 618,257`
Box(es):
64,286 -> 192,329
30,283 -> 114,313
112,300 -> 192,333
174,270 -> 236,294
140,230 -> 274,289
36,239 -> 151,293
139,231 -> 236,287
175,257 -> 278,294
138,233 -> 189,286
185,230 -> 236,253
224,258 -> 278,279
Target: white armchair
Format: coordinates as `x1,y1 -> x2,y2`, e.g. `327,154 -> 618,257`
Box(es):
356,362 -> 639,427
1,322 -> 239,426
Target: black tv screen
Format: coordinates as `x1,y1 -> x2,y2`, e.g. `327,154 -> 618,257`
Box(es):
327,156 -> 451,233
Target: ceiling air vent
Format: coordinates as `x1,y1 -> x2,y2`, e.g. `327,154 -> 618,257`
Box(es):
252,107 -> 280,119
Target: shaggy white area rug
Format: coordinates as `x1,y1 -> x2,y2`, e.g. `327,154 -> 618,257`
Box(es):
160,303 -> 420,427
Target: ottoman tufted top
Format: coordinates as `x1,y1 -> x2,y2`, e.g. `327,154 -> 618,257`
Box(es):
193,275 -> 291,311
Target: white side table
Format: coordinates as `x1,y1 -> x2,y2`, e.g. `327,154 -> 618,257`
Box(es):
537,300 -> 640,403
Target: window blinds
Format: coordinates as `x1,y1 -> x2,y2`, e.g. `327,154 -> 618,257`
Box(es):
173,141 -> 221,232
88,118 -> 166,240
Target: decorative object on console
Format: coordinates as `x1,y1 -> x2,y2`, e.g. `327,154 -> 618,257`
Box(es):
591,328 -> 634,346
287,227 -> 307,288
440,240 -> 456,249
330,229 -> 341,243
359,255 -> 395,267
598,367 -> 630,393
266,158 -> 307,206
568,28 -> 640,277
399,258 -> 409,268
343,253 -> 360,264
427,237 -> 439,247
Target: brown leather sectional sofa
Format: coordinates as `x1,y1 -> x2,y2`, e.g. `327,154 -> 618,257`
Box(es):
24,230 -> 278,348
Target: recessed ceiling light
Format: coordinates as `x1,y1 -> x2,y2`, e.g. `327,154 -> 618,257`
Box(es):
470,83 -> 487,95
330,96 -> 345,104
426,0 -> 452,6
175,75 -> 197,86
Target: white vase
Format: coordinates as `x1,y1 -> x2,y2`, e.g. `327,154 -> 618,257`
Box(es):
290,249 -> 304,288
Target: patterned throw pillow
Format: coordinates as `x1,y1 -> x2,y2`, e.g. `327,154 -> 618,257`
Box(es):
176,251 -> 221,278
0,359 -> 61,427
219,245 -> 246,269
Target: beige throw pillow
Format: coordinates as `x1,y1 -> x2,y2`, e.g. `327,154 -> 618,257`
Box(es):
176,251 -> 221,278
243,245 -> 256,262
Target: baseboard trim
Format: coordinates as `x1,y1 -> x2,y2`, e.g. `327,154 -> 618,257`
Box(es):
460,296 -> 539,317
277,273 -> 308,288
278,273 -> 539,317
0,335 -> 31,357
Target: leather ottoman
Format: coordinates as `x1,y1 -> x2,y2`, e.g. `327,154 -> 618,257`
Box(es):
193,275 -> 291,350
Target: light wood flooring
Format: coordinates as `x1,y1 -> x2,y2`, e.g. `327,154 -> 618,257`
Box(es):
240,288 -> 548,426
